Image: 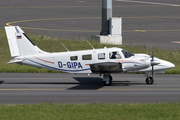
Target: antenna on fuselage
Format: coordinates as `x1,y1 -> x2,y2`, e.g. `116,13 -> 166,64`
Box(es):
87,41 -> 95,50
61,43 -> 69,52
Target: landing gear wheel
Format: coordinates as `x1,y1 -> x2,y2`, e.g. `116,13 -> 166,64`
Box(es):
103,75 -> 112,86
146,77 -> 154,84
103,79 -> 112,86
109,75 -> 112,81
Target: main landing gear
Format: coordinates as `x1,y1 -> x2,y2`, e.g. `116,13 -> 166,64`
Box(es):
103,73 -> 112,86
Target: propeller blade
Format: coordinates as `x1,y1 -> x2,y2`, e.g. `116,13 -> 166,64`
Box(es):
151,49 -> 154,61
151,49 -> 154,77
150,49 -> 160,66
152,66 -> 154,77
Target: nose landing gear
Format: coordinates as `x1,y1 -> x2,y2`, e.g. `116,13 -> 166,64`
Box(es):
145,74 -> 154,84
146,76 -> 154,84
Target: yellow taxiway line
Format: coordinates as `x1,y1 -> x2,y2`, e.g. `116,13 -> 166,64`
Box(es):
6,16 -> 180,33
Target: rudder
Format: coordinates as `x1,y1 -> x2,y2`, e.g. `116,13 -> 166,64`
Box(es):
5,26 -> 20,57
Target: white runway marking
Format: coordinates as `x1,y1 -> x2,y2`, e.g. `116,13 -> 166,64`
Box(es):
77,1 -> 86,2
115,0 -> 180,7
171,41 -> 180,44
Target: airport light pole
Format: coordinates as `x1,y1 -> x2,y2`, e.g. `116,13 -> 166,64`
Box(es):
100,0 -> 112,35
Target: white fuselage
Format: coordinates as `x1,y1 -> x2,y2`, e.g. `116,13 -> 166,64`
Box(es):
15,47 -> 174,74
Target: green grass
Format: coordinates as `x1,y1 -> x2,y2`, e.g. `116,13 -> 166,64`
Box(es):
0,103 -> 180,120
1,30 -> 180,119
0,30 -> 179,73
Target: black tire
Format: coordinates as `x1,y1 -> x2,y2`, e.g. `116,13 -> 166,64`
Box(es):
146,77 -> 154,84
103,79 -> 112,86
103,75 -> 112,86
109,75 -> 112,81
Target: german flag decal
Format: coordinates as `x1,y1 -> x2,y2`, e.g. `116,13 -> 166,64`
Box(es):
17,36 -> 22,39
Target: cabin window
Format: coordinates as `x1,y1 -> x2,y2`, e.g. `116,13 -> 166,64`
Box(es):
82,54 -> 92,60
98,53 -> 105,60
109,51 -> 121,59
70,56 -> 78,61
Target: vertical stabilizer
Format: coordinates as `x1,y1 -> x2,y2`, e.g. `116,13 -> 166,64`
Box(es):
5,26 -> 45,57
5,26 -> 20,57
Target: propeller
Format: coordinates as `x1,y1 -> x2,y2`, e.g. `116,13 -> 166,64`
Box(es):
151,49 -> 154,77
150,49 -> 160,77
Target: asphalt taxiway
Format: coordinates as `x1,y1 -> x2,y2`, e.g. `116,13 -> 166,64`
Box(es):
0,0 -> 180,48
0,73 -> 180,104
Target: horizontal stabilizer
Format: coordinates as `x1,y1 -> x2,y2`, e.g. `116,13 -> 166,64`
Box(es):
7,59 -> 23,64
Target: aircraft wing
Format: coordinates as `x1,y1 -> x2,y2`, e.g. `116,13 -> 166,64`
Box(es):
89,62 -> 122,73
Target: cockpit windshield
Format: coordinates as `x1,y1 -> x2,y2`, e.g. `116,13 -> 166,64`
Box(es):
122,49 -> 134,58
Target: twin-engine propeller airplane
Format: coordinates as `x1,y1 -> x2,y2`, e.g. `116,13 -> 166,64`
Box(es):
5,26 -> 175,86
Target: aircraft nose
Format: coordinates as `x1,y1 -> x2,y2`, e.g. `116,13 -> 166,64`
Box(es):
165,61 -> 175,69
169,62 -> 175,68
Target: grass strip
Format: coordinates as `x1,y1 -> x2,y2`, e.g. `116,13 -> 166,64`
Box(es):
0,30 -> 179,73
0,103 -> 180,120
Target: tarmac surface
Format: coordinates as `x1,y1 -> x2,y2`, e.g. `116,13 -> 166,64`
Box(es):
0,0 -> 180,48
0,0 -> 180,104
0,73 -> 180,104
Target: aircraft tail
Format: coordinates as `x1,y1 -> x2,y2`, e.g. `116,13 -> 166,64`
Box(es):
5,26 -> 45,57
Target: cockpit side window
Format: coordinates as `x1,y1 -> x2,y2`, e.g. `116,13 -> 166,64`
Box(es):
122,49 -> 134,58
109,51 -> 121,59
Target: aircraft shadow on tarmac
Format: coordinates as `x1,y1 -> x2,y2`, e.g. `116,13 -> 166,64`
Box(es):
68,77 -> 146,90
0,78 -> 146,90
68,77 -> 104,90
0,81 -> 4,84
